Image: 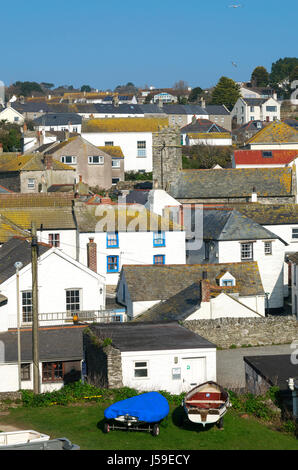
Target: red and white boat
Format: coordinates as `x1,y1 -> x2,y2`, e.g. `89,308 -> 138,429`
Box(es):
182,381 -> 231,428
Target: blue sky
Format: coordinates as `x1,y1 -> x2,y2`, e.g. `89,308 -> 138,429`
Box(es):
2,0 -> 297,90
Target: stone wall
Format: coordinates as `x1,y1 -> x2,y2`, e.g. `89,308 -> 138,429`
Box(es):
183,316 -> 298,349
0,391 -> 22,402
152,127 -> 182,191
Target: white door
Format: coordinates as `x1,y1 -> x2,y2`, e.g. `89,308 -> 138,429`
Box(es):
182,357 -> 206,392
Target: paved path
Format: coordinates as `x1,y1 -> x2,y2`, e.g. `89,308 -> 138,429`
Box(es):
217,343 -> 293,389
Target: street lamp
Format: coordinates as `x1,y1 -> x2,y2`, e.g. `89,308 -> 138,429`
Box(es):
14,261 -> 23,391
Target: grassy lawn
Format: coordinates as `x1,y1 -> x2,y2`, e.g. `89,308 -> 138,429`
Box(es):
0,403 -> 297,450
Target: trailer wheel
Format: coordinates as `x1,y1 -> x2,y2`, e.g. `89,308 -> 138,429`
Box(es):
104,422 -> 110,433
152,424 -> 160,436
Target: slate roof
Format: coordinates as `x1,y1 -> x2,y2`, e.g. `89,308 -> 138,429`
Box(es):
97,146 -> 124,159
162,104 -> 208,116
88,322 -> 216,352
0,207 -> 75,231
74,203 -> 182,233
133,282 -> 202,323
0,193 -> 73,208
225,203 -> 298,226
243,355 -> 298,390
205,105 -> 230,116
0,214 -> 29,243
124,190 -> 150,205
287,252 -> 298,264
120,262 -> 264,301
241,98 -> 268,106
33,113 -> 82,126
234,150 -> 298,165
0,326 -> 84,362
169,168 -> 293,199
198,209 -> 283,242
0,238 -> 50,285
181,119 -> 229,134
246,121 -> 298,144
284,119 -> 298,130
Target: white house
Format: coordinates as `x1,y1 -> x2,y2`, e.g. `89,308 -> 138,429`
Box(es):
33,113 -> 82,134
244,120 -> 298,151
186,209 -> 287,312
117,261 -> 266,320
74,202 -> 186,286
0,238 -> 106,333
0,325 -> 85,393
231,97 -> 280,125
180,118 -> 232,146
82,117 -> 169,172
84,322 -> 217,394
0,105 -> 24,125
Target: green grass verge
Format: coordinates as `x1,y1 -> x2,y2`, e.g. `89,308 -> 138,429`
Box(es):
0,403 -> 297,450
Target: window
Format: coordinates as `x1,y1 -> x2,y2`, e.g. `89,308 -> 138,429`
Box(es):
106,232 -> 119,248
205,241 -> 210,260
112,159 -> 120,168
264,241 -> 272,255
266,106 -> 277,112
250,116 -> 255,121
292,228 -> 298,239
112,178 -> 120,184
42,361 -> 64,383
262,151 -> 273,158
107,255 -> 119,272
222,280 -> 234,286
105,141 -> 114,146
14,116 -> 19,122
250,106 -> 254,112
22,291 -> 32,323
88,155 -> 104,165
61,156 -> 76,164
154,254 -> 165,265
27,178 -> 36,190
21,363 -> 31,381
66,289 -> 81,313
48,233 -> 60,247
111,314 -> 123,322
137,141 -> 146,157
241,243 -> 253,260
153,231 -> 165,247
134,361 -> 148,378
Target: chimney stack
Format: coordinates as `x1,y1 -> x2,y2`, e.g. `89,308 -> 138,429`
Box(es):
44,155 -> 53,170
201,279 -> 210,303
87,238 -> 97,273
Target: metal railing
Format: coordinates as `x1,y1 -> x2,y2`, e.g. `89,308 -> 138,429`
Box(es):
37,309 -> 123,324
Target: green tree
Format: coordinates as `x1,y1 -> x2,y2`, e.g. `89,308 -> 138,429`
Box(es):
289,66 -> 298,83
211,76 -> 241,111
270,57 -> 298,87
251,66 -> 269,87
0,123 -> 22,152
81,85 -> 92,92
188,87 -> 203,103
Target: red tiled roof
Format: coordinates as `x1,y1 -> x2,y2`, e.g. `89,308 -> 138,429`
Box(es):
234,150 -> 298,165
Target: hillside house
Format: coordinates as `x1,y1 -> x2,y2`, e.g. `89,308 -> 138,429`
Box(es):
116,262 -> 265,319
232,150 -> 298,168
33,113 -> 82,133
181,118 -> 232,146
231,97 -> 280,125
245,120 -> 298,151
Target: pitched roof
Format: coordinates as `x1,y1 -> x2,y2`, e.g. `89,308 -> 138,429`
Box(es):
0,153 -> 75,172
121,261 -> 264,301
288,252 -> 298,264
241,97 -> 268,106
0,326 -> 84,362
82,117 -> 169,133
181,119 -> 229,134
0,193 -> 73,208
33,113 -> 82,126
246,120 -> 298,144
88,322 -> 216,352
234,150 -> 298,165
0,207 -> 76,230
0,238 -> 50,285
169,168 -> 293,199
205,105 -> 230,116
199,209 -> 282,242
133,282 -> 202,323
223,204 -> 298,226
97,146 -> 124,159
0,214 -> 30,243
74,203 -> 182,233
162,104 -> 208,115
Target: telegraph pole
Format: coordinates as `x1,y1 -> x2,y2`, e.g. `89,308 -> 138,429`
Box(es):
31,222 -> 40,394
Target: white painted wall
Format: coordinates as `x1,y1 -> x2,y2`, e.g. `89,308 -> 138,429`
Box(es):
0,249 -> 105,332
217,239 -> 285,309
79,230 -> 186,286
291,262 -> 298,317
121,348 -> 217,394
82,131 -> 153,172
0,107 -> 24,125
186,136 -> 232,146
37,229 -> 77,260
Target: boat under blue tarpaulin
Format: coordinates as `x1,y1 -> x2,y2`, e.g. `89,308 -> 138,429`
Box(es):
104,392 -> 170,423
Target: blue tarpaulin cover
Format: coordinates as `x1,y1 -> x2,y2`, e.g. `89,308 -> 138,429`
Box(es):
104,392 -> 170,423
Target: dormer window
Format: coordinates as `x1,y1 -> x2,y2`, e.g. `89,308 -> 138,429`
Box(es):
218,271 -> 236,287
